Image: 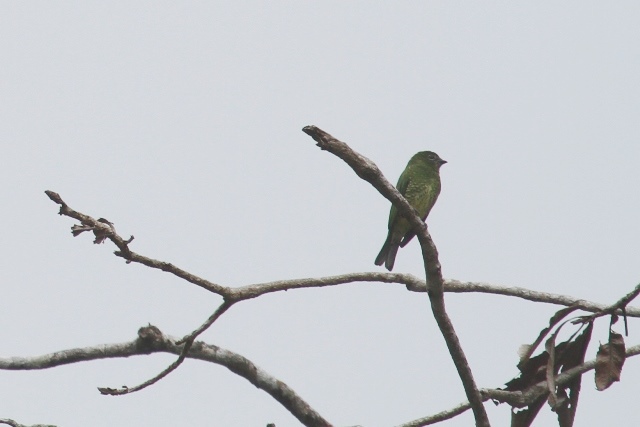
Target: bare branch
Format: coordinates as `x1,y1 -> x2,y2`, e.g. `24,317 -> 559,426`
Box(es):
302,126 -> 490,427
231,272 -> 423,299
230,274 -> 640,317
394,401 -> 472,427
0,326 -> 332,427
0,419 -> 56,427
445,280 -> 640,317
45,190 -> 229,297
114,250 -> 229,296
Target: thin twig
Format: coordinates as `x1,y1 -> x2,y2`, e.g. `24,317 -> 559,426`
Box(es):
394,401 -> 472,427
100,302 -> 233,395
574,283 -> 640,330
176,300 -> 234,345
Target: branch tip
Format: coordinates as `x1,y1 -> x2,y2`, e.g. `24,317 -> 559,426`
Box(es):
44,190 -> 65,206
302,125 -> 335,150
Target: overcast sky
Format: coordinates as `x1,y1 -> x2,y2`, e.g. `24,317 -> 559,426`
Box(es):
1,2 -> 639,426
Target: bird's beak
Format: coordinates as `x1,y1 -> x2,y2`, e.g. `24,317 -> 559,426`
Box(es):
440,159 -> 448,166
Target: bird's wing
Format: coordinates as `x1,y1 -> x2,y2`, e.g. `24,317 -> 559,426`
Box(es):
388,170 -> 412,229
396,170 -> 411,195
399,181 -> 437,247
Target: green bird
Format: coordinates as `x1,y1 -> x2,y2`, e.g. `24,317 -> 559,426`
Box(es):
374,151 -> 447,271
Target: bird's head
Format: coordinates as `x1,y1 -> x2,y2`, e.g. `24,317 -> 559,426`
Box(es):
413,151 -> 447,169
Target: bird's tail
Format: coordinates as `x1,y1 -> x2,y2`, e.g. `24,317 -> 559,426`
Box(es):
374,233 -> 401,271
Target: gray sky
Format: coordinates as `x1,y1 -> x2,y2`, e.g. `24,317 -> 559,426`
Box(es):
1,2 -> 639,426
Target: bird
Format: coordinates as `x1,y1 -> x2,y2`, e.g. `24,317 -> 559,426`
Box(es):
374,151 -> 447,271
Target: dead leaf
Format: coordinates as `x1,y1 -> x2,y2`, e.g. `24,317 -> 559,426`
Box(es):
555,322 -> 593,427
595,331 -> 626,391
545,335 -> 559,408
